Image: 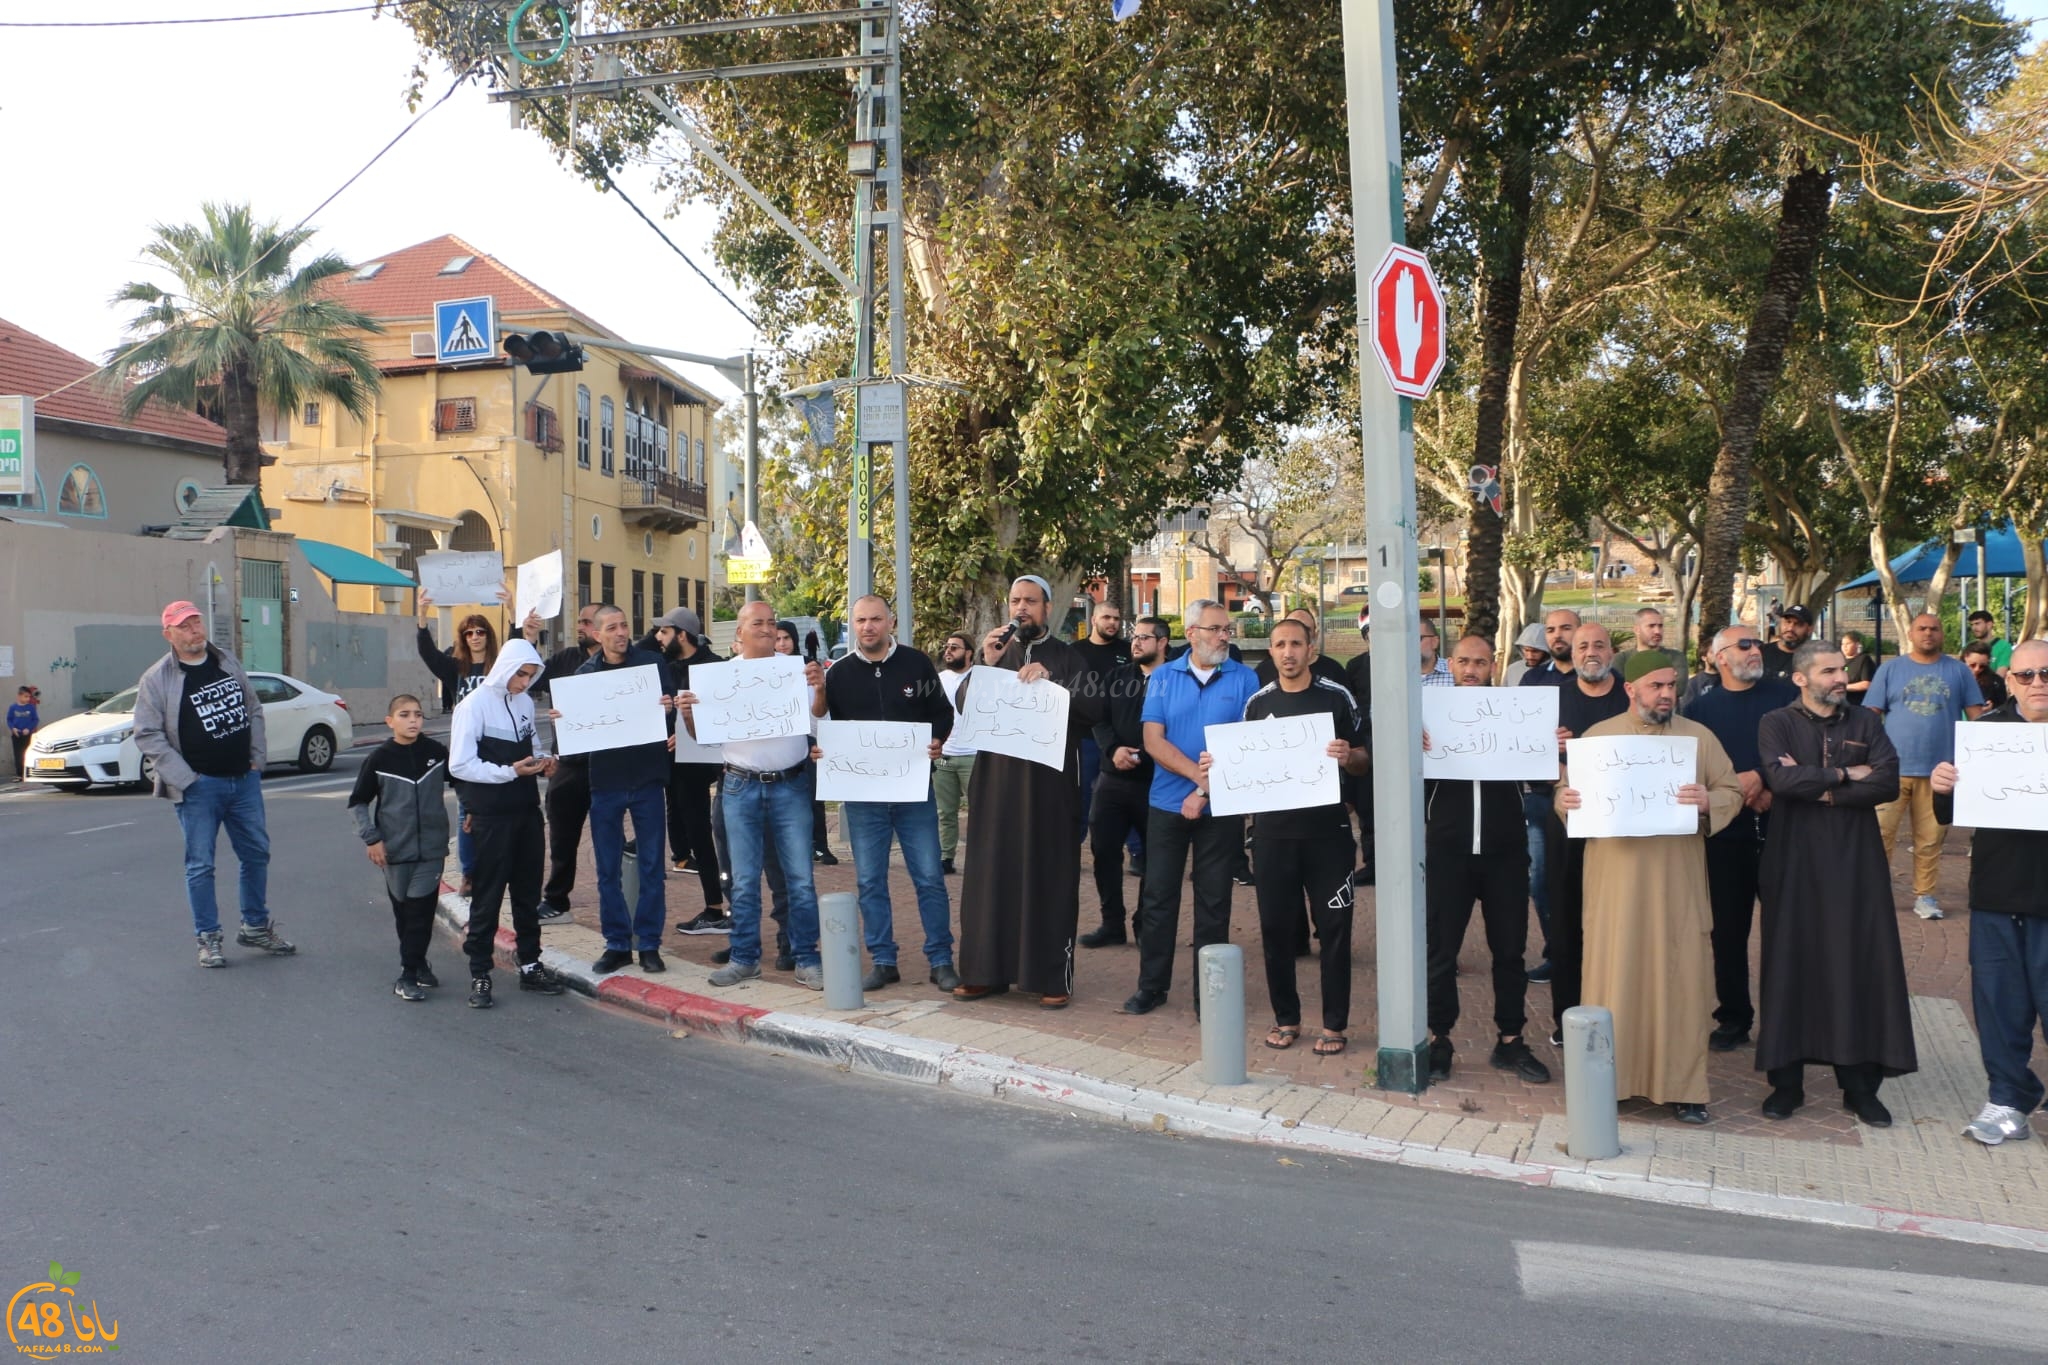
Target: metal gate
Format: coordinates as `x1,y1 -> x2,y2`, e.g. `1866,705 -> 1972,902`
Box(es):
238,558 -> 284,673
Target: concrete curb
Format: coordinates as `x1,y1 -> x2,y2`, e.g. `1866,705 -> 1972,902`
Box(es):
432,888 -> 2048,1256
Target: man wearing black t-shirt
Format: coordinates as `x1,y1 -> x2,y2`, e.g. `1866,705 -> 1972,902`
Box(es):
1073,601 -> 1132,850
1228,617 -> 1369,1056
134,600 -> 294,969
1541,622 -> 1631,1033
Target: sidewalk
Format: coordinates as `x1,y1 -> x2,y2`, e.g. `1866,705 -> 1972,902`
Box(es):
445,803 -> 2048,1253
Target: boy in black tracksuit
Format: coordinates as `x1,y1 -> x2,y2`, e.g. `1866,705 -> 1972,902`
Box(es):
1422,636 -> 1553,1086
348,694 -> 451,1000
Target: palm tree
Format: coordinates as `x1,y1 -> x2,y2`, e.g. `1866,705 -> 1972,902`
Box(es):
104,203 -> 382,491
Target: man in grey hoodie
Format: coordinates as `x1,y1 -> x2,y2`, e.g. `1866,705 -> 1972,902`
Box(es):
134,600 -> 295,969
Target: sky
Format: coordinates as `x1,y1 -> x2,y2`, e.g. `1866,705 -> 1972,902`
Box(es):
2,0 -> 757,399
4,0 -> 2043,411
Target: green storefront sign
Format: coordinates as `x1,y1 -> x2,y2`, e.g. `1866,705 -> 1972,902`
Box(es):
0,395 -> 31,498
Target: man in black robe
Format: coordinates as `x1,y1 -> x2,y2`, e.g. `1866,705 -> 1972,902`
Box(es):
1757,640 -> 1916,1127
952,575 -> 1103,1007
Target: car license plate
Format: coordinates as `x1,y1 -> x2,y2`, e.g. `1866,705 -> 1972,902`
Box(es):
35,757 -> 67,771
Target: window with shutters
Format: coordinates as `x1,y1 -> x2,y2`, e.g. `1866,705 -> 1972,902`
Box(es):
524,402 -> 562,452
435,397 -> 477,434
631,570 -> 646,635
601,563 -> 616,609
653,575 -> 665,623
599,396 -> 615,475
301,402 -> 322,427
577,560 -> 593,609
576,387 -> 591,467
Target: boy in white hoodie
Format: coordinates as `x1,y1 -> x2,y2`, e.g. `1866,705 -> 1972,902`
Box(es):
449,640 -> 566,1008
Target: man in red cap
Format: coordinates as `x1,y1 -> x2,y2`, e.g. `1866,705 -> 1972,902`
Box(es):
133,601 -> 295,968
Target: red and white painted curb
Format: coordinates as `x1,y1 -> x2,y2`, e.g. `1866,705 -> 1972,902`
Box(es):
435,888 -> 2048,1255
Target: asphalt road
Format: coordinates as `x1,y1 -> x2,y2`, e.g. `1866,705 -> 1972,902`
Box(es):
5,759 -> 2048,1363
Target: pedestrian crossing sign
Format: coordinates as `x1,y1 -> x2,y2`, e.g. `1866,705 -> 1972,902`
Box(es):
434,296 -> 497,365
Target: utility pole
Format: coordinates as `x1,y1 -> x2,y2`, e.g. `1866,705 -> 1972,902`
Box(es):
1342,0 -> 1428,1095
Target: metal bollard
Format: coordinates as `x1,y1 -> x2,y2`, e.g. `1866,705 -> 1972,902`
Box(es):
1197,944 -> 1248,1085
621,844 -> 638,914
817,890 -> 865,1010
1562,1004 -> 1621,1160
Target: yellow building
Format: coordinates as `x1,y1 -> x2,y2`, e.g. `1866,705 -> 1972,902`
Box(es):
268,234 -> 717,640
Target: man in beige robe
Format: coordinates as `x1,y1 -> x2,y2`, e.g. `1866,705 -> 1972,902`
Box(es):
1558,652 -> 1743,1123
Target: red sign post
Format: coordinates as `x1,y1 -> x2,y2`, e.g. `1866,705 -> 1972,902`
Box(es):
1368,245 -> 1447,399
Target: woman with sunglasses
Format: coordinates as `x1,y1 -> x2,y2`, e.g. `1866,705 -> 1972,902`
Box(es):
416,593 -> 502,895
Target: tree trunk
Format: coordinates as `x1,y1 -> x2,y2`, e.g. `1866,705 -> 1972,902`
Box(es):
1694,165 -> 1833,647
2022,532 -> 2046,639
1462,143 -> 1535,646
218,362 -> 266,493
1103,553 -> 1129,614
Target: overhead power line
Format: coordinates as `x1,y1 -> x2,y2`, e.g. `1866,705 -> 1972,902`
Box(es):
0,1 -> 436,27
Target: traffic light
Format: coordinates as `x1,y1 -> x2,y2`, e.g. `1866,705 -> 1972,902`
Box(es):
503,330 -> 585,374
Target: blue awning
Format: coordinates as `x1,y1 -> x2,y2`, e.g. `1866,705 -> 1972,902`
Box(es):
1839,522 -> 2036,590
296,538 -> 417,588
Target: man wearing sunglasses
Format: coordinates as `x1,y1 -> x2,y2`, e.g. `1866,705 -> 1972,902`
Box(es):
1681,628 -> 1797,1053
1933,640 -> 2048,1146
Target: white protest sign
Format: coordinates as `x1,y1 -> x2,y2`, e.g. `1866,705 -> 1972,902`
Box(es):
1203,713 -> 1341,816
814,719 -> 931,803
547,664 -> 668,756
416,550 -> 505,606
673,726 -> 725,765
1421,686 -> 1559,782
515,550 -> 563,622
952,668 -> 1070,770
1565,734 -> 1699,838
1952,720 -> 2048,833
686,654 -> 810,744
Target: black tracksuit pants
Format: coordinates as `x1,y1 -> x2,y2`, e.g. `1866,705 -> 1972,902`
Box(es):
1135,808 -> 1243,998
1253,831 -> 1356,1032
1544,813 -> 1588,1022
1705,835 -> 1762,1033
390,892 -> 438,976
1426,848 -> 1531,1039
1089,774 -> 1150,930
542,759 -> 590,910
466,806 -> 544,977
667,765 -> 724,907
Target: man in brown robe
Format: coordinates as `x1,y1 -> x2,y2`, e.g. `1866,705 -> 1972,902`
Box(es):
1559,651 -> 1743,1123
1756,641 -> 1914,1126
952,575 -> 1103,1007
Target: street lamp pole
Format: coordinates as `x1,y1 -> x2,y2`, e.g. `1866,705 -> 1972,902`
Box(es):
1342,0 -> 1428,1094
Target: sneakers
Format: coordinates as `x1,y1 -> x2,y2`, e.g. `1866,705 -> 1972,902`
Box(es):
1525,960 -> 1554,984
468,976 -> 494,1009
196,932 -> 226,968
1913,895 -> 1944,920
1708,1023 -> 1752,1052
707,961 -> 761,988
1964,1102 -> 2035,1146
519,963 -> 566,994
672,858 -> 694,873
393,975 -> 427,1002
1490,1038 -> 1552,1084
677,909 -> 732,936
537,901 -> 570,923
1427,1036 -> 1454,1082
415,963 -> 440,988
236,919 -> 297,954
792,964 -> 825,990
813,848 -> 840,866
1079,923 -> 1127,948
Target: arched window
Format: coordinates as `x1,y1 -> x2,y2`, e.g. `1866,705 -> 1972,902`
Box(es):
576,386 -> 591,468
450,510 -> 494,552
57,464 -> 106,518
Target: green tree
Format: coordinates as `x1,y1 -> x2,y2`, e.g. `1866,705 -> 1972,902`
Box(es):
104,203 -> 382,493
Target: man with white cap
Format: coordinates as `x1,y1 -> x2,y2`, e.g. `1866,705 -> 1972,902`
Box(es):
950,574 -> 1103,1007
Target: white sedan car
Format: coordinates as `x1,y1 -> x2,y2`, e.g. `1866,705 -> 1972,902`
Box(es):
24,671 -> 354,790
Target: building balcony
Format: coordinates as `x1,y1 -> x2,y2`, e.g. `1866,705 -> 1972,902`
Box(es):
617,467 -> 708,532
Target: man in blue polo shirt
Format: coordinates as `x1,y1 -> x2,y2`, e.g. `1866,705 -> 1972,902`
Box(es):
1121,600 -> 1262,1016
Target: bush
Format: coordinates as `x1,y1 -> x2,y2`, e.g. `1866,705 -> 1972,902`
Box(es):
1417,567 -> 1435,593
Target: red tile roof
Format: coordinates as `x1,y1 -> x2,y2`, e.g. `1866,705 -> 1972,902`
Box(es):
332,233 -> 594,327
0,315 -> 227,448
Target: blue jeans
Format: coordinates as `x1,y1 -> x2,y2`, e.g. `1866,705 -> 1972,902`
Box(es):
1521,787 -> 1552,959
589,782 -> 668,951
1970,910 -> 2048,1113
722,766 -> 822,969
174,770 -> 270,936
843,797 -> 954,969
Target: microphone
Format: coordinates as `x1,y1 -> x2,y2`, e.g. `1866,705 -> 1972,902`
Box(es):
993,614 -> 1034,649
